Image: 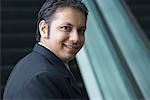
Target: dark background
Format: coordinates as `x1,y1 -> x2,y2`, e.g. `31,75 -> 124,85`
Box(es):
1,0 -> 45,98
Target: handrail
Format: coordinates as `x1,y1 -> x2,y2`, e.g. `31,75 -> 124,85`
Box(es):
76,0 -> 150,99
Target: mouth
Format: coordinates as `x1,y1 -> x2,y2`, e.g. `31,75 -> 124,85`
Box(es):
63,43 -> 80,50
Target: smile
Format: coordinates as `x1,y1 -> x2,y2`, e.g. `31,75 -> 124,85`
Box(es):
63,43 -> 80,50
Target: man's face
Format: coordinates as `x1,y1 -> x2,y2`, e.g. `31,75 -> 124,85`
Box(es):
41,7 -> 87,63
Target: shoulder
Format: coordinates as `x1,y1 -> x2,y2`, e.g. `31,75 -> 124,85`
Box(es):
15,51 -> 54,72
15,71 -> 64,99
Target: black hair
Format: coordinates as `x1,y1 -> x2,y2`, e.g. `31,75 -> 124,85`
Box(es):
36,0 -> 88,42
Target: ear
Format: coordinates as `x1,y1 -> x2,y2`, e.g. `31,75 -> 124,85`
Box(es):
39,20 -> 49,38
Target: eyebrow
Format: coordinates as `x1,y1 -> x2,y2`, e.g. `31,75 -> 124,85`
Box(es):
61,22 -> 86,29
61,22 -> 73,26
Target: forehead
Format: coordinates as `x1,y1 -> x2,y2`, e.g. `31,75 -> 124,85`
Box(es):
51,7 -> 87,26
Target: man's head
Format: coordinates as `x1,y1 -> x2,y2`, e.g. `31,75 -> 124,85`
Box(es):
36,0 -> 88,63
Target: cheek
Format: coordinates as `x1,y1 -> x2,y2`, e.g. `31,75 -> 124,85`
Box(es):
51,33 -> 69,46
81,36 -> 85,42
80,36 -> 85,46
50,29 -> 65,40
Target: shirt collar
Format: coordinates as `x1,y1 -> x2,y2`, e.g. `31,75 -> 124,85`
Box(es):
38,42 -> 70,71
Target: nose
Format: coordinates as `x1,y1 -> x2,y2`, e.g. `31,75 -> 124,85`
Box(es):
69,30 -> 80,43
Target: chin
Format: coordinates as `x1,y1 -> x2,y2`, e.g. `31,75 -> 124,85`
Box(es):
64,55 -> 75,63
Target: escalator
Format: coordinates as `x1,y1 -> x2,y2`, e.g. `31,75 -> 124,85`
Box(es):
1,0 -> 150,99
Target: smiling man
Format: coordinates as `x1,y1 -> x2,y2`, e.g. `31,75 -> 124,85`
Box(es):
39,7 -> 86,64
3,0 -> 88,99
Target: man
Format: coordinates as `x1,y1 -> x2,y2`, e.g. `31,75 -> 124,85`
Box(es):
3,0 -> 88,99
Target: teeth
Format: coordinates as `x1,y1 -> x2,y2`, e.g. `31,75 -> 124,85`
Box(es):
66,45 -> 75,49
64,44 -> 79,49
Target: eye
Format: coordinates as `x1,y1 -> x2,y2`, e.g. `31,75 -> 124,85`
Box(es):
78,28 -> 86,35
60,26 -> 72,32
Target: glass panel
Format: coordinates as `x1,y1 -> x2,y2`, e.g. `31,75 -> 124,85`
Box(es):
96,0 -> 150,99
76,0 -> 142,99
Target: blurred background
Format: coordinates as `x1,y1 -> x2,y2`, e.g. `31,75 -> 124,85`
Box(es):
1,0 -> 150,99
